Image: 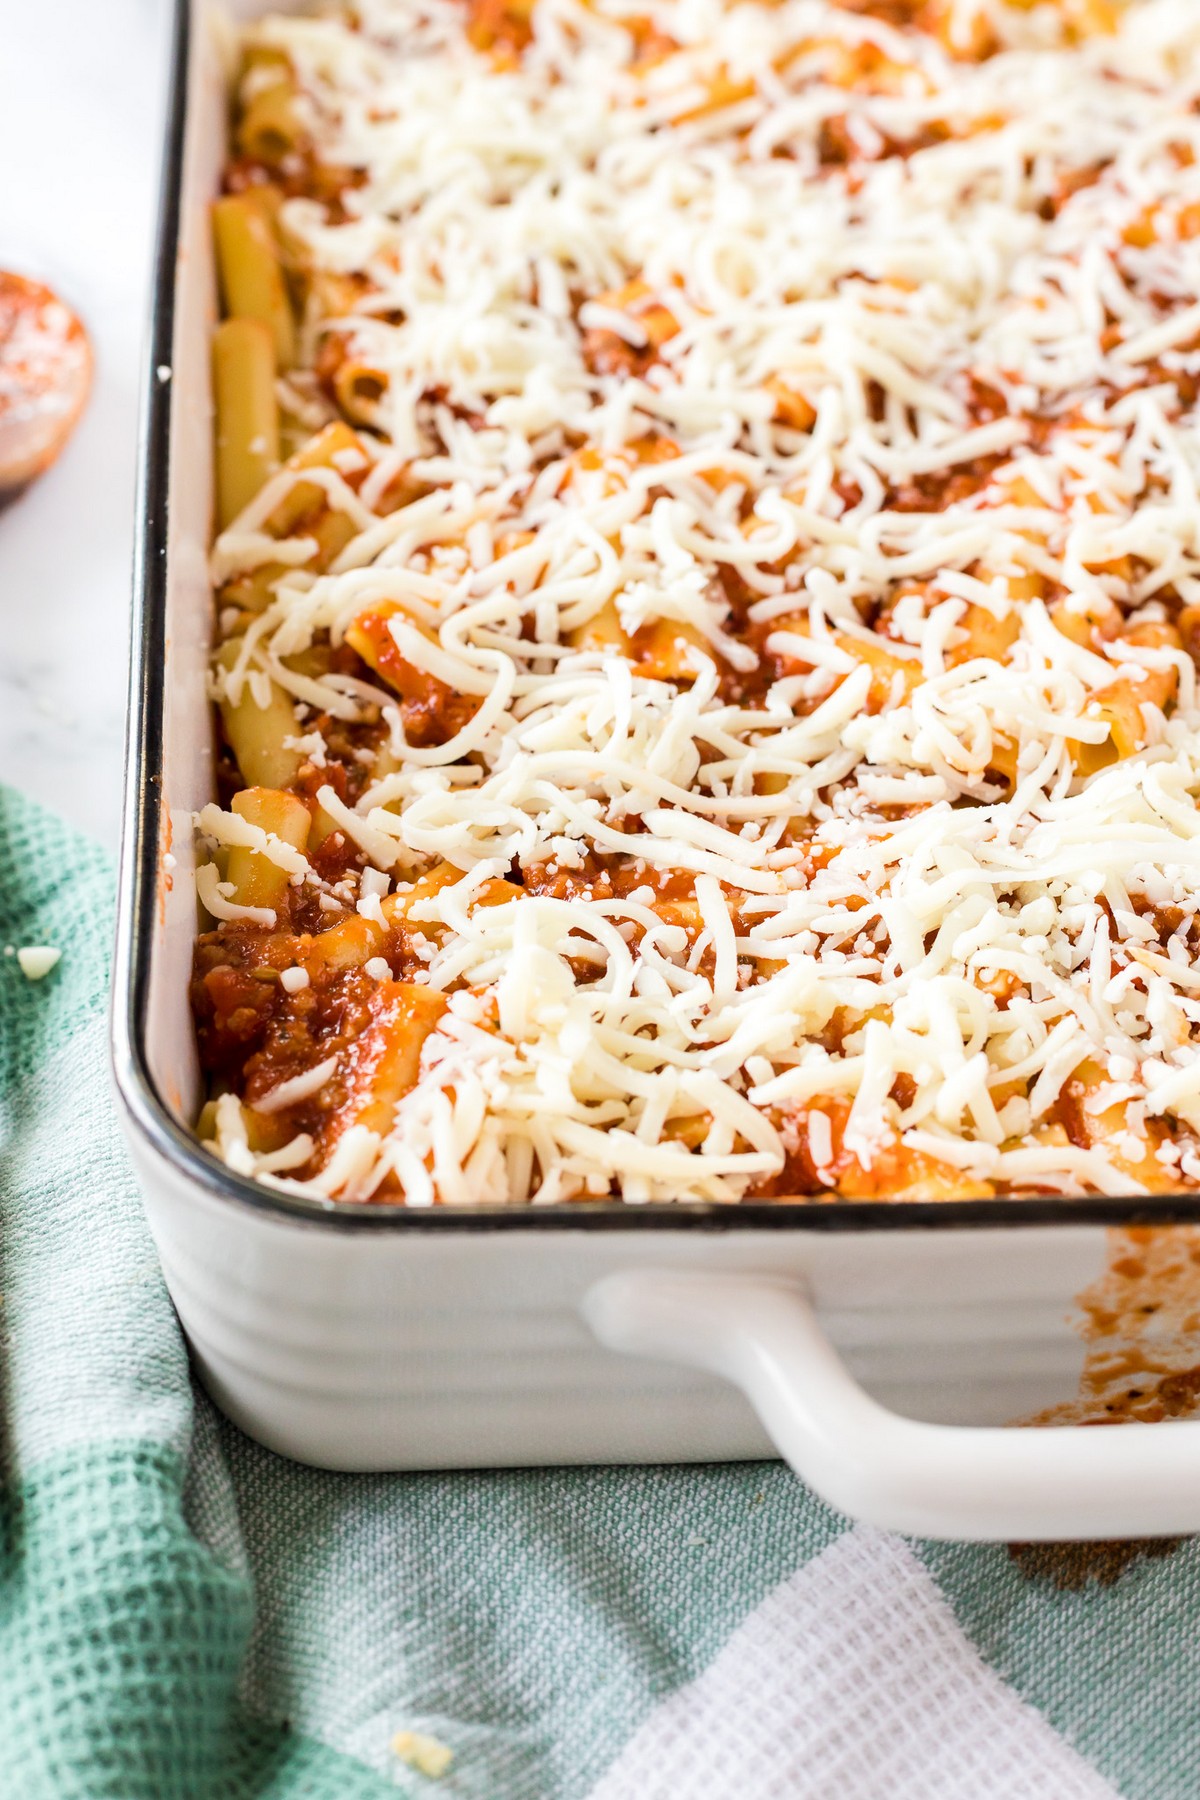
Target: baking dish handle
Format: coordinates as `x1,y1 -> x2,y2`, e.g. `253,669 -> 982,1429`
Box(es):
584,1270 -> 1200,1541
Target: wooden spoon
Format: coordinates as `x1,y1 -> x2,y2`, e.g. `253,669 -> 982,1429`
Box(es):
0,272 -> 92,502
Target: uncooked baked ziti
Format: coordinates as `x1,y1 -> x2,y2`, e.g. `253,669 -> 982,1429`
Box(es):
194,0 -> 1200,1205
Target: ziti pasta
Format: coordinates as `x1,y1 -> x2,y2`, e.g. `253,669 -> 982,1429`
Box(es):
194,0 -> 1200,1205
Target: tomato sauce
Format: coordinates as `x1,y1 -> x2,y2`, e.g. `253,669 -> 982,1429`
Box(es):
0,273 -> 92,497
352,610 -> 479,746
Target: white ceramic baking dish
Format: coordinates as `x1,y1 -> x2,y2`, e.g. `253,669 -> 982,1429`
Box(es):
113,0 -> 1200,1542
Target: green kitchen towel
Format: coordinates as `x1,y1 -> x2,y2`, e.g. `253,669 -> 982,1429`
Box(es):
6,778 -> 1200,1800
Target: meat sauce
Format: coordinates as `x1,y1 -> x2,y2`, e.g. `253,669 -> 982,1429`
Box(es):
193,924 -> 448,1183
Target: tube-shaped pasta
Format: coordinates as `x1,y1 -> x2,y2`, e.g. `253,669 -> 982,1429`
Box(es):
342,984 -> 448,1139
197,1095 -> 294,1154
304,862 -> 519,972
213,194 -> 296,370
344,599 -> 440,702
1068,620 -> 1180,772
568,598 -> 711,682
306,911 -> 388,971
1073,675 -> 1174,771
766,375 -> 816,432
216,639 -> 302,789
266,419 -> 365,534
236,65 -> 306,167
212,318 -> 279,529
216,422 -> 372,616
332,359 -> 388,425
218,563 -> 287,617
224,786 -> 312,912
772,611 -> 923,713
945,603 -> 1020,668
1058,1058 -> 1176,1191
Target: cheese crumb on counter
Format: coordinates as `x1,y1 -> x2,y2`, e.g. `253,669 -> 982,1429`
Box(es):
16,946 -> 61,981
390,1730 -> 454,1778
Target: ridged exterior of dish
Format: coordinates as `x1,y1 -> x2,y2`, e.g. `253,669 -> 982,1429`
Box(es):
130,1128 -> 1102,1469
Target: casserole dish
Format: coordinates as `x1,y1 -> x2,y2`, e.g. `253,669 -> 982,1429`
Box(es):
114,0 -> 1200,1542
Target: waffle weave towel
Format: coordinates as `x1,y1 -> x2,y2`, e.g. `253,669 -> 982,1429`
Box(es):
3,782 -> 1199,1800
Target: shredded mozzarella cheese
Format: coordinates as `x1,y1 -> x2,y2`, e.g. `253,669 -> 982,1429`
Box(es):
198,0 -> 1200,1204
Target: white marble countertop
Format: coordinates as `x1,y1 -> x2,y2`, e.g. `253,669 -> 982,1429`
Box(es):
0,0 -> 170,849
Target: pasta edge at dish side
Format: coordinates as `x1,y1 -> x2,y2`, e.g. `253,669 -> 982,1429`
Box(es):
191,0 -> 1200,1207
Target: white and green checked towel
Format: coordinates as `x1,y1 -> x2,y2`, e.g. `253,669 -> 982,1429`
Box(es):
3,779 -> 1198,1800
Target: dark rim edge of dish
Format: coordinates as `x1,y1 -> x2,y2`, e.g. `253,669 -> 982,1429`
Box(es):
108,0 -> 1200,1237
